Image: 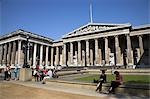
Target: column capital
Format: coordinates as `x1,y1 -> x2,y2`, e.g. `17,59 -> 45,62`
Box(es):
125,33 -> 130,36
94,38 -> 98,40
114,35 -> 119,38
85,39 -> 89,42
137,35 -> 143,37
18,39 -> 22,42
77,40 -> 81,42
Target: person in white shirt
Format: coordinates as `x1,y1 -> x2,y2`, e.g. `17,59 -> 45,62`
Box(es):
42,69 -> 52,84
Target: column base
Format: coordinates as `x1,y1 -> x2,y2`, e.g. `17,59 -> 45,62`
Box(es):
105,64 -> 110,66
127,64 -> 136,69
95,64 -> 99,66
116,64 -> 123,66
128,63 -> 134,66
2,64 -> 6,68
10,65 -> 16,68
86,64 -> 90,66
45,66 -> 51,69
99,64 -> 103,66
69,64 -> 74,66
77,64 -> 81,66
61,65 -> 67,67
32,65 -> 36,68
49,66 -> 55,69
0,65 -> 2,69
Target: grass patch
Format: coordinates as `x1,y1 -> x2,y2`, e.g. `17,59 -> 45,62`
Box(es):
74,74 -> 150,84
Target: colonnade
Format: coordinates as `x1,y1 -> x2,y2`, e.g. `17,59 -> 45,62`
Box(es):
60,34 -> 144,67
0,34 -> 144,68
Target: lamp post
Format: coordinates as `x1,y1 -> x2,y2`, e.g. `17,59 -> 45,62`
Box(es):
19,34 -> 32,81
23,34 -> 30,68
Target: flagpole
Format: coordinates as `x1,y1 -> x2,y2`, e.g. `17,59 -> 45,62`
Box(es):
90,2 -> 93,23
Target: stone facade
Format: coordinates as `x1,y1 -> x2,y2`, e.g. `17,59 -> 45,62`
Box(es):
0,23 -> 149,68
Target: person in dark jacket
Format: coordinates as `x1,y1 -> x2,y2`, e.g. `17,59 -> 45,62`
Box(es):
95,70 -> 107,92
108,71 -> 123,94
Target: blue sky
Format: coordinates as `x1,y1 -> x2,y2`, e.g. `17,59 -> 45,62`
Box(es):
0,0 -> 149,40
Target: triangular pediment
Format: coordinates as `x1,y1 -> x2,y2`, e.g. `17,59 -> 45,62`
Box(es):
63,23 -> 131,38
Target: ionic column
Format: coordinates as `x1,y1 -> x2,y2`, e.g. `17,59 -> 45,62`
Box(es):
86,40 -> 90,66
70,42 -> 73,65
45,46 -> 49,66
119,48 -> 123,65
105,37 -> 109,65
115,35 -> 121,66
60,53 -> 63,66
136,48 -> 141,63
60,46 -> 63,65
51,47 -> 54,66
138,35 -> 144,56
126,34 -> 133,65
56,46 -> 59,66
40,45 -> 43,66
95,38 -> 99,65
82,50 -> 85,66
3,43 -> 7,65
68,52 -> 71,65
7,42 -> 12,65
90,49 -> 93,66
77,41 -> 81,66
75,50 -> 77,65
27,42 -> 30,65
11,41 -> 16,65
63,44 -> 66,66
33,43 -> 37,67
98,49 -> 102,65
0,45 -> 3,65
18,40 -> 21,66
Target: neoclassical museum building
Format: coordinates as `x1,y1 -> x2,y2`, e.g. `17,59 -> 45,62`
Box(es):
0,23 -> 149,69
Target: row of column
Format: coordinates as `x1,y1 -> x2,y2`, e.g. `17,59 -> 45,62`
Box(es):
0,40 -> 21,66
61,34 -> 144,66
33,44 -> 51,67
0,34 -> 144,67
0,40 -> 53,67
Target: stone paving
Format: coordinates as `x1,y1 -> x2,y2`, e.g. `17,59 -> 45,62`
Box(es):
0,72 -> 149,99
2,80 -> 148,99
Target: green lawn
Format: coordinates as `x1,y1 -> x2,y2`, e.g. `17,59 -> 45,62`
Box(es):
74,74 -> 150,84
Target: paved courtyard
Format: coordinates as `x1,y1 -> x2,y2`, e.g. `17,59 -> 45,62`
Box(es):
0,72 -> 149,99
0,81 -> 107,99
0,79 -> 148,99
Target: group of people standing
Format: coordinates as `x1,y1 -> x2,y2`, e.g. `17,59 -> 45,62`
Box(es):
4,65 -> 20,81
95,70 -> 123,94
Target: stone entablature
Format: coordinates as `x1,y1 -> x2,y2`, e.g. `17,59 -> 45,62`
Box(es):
130,25 -> 150,36
52,40 -> 63,47
0,29 -> 54,45
63,23 -> 131,39
63,28 -> 130,43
